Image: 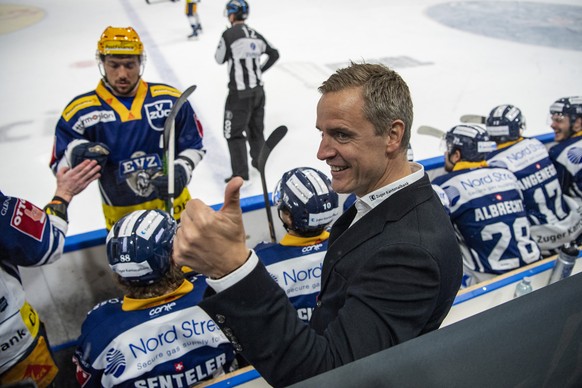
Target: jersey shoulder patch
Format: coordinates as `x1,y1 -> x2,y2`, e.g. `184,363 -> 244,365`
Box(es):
150,84 -> 181,98
63,94 -> 102,122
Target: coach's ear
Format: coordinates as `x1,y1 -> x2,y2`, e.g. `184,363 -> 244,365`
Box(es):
385,119 -> 405,155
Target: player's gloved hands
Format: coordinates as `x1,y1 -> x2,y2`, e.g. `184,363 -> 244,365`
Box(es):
151,157 -> 192,199
66,139 -> 110,170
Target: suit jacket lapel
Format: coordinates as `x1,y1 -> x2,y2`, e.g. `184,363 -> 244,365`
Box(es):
319,174 -> 435,294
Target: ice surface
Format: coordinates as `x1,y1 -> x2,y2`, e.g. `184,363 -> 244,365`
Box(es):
1,0 -> 581,235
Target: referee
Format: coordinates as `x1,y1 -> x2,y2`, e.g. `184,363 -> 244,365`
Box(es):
215,0 -> 279,183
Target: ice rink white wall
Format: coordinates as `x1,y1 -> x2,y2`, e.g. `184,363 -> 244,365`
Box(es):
1,0 -> 582,361
2,0 -> 581,235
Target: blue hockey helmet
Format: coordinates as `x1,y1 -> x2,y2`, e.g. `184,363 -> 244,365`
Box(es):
485,104 -> 526,143
550,96 -> 582,131
273,167 -> 340,235
225,0 -> 249,21
106,209 -> 176,286
445,124 -> 497,162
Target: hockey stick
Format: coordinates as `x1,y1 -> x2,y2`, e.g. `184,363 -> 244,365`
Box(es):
258,125 -> 288,243
163,84 -> 197,215
417,125 -> 446,139
460,114 -> 486,124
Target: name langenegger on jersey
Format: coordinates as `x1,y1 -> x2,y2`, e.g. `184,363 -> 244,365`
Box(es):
474,199 -> 524,222
517,164 -> 557,191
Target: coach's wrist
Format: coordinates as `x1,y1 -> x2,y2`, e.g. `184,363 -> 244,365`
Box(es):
206,250 -> 259,293
209,249 -> 253,280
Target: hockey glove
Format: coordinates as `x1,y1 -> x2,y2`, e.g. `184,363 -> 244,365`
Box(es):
151,157 -> 193,199
66,139 -> 110,170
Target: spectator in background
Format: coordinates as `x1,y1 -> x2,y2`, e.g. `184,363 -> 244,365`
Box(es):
548,96 -> 582,208
215,0 -> 279,183
432,124 -> 541,286
50,26 -> 205,230
0,160 -> 101,388
254,167 -> 340,323
73,210 -> 237,387
485,104 -> 581,256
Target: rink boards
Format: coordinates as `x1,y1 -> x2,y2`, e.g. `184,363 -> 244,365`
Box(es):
19,131 -> 580,387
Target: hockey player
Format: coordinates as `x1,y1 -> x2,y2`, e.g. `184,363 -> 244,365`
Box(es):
432,124 -> 542,286
0,160 -> 100,388
216,0 -> 279,182
254,167 -> 340,323
50,26 -> 206,230
548,96 -> 582,208
485,104 -> 582,255
73,210 -> 237,387
186,0 -> 202,38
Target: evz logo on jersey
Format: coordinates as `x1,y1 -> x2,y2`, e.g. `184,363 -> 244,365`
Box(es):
72,110 -> 116,135
145,100 -> 172,131
119,154 -> 162,177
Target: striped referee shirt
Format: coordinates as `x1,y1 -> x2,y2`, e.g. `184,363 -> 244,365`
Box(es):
215,23 -> 279,93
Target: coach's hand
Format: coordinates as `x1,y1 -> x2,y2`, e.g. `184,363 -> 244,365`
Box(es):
172,177 -> 250,279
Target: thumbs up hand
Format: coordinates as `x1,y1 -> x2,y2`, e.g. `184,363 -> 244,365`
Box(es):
172,177 -> 250,279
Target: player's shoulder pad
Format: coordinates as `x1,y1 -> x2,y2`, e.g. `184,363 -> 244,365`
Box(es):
254,241 -> 277,252
86,298 -> 123,317
149,83 -> 181,98
62,91 -> 102,122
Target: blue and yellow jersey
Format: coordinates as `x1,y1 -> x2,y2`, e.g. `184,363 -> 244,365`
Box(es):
50,80 -> 205,229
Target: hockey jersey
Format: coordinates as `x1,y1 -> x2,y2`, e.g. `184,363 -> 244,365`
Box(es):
50,80 -> 205,229
432,164 -> 541,285
73,274 -> 237,388
254,232 -> 329,323
0,192 -> 65,384
487,137 -> 582,252
215,23 -> 279,93
549,133 -> 582,208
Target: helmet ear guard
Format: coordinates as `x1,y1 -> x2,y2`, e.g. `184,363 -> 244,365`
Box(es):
106,210 -> 176,286
272,167 -> 340,236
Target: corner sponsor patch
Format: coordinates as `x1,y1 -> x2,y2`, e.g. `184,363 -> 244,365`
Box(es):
72,110 -> 116,134
63,95 -> 102,122
10,199 -> 46,242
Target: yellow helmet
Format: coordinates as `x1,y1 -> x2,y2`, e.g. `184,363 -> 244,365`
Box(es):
97,26 -> 143,56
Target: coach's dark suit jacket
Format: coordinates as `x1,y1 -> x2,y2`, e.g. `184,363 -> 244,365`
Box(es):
199,173 -> 462,387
